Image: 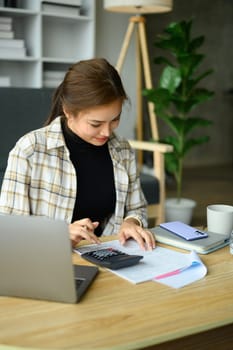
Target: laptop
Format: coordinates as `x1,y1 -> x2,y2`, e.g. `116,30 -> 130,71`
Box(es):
0,215 -> 98,303
150,226 -> 230,254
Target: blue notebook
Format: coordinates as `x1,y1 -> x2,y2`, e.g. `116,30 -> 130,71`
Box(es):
150,225 -> 229,254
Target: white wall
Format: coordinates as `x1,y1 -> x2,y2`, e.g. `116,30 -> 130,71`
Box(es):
95,0 -> 137,139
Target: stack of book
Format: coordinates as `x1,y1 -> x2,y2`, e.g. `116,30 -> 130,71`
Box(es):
0,16 -> 13,39
43,70 -> 66,88
42,0 -> 82,16
0,16 -> 26,58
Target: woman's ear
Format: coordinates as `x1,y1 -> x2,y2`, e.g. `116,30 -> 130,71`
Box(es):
62,105 -> 71,120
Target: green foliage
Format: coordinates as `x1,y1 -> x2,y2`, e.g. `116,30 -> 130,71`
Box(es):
143,19 -> 214,200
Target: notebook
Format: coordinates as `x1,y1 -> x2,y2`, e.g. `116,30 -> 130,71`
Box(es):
0,215 -> 98,303
150,225 -> 230,254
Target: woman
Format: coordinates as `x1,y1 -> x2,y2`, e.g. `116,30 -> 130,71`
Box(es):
0,58 -> 155,250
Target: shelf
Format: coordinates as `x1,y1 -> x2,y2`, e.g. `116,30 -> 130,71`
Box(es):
0,0 -> 95,88
0,8 -> 38,15
41,12 -> 91,21
0,56 -> 37,61
42,57 -> 75,63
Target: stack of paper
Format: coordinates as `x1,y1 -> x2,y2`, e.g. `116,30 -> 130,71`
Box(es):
0,16 -> 26,57
0,16 -> 14,39
43,70 -> 66,88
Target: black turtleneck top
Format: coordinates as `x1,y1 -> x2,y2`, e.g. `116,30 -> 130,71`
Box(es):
61,118 -> 116,236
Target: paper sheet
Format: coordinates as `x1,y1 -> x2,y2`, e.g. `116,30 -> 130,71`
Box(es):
75,240 -> 207,286
153,250 -> 207,288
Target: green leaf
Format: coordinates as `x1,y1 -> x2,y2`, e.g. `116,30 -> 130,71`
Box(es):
192,69 -> 214,86
161,117 -> 212,136
155,37 -> 182,54
183,136 -> 210,155
183,117 -> 213,134
165,21 -> 181,34
165,152 -> 179,175
178,54 -> 204,77
166,20 -> 191,40
163,136 -> 182,154
189,36 -> 205,51
190,88 -> 215,104
184,69 -> 214,91
172,89 -> 214,113
143,87 -> 171,110
159,66 -> 181,93
153,56 -> 174,66
162,116 -> 185,135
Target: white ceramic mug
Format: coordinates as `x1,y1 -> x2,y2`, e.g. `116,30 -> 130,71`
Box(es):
207,204 -> 233,236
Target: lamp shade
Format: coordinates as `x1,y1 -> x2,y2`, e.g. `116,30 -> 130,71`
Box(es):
104,0 -> 173,14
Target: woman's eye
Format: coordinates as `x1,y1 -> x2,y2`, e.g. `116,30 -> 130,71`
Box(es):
89,118 -> 120,128
90,124 -> 101,128
112,117 -> 120,123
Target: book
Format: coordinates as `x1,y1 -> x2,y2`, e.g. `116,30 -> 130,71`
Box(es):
43,70 -> 65,88
43,0 -> 81,6
43,70 -> 66,79
0,16 -> 13,24
3,0 -> 17,7
0,22 -> 12,31
0,30 -> 14,39
0,38 -> 24,48
0,46 -> 26,57
150,226 -> 230,254
42,2 -> 80,16
0,76 -> 11,87
43,79 -> 62,88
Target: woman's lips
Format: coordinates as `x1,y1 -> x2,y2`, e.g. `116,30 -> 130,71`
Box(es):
95,137 -> 109,143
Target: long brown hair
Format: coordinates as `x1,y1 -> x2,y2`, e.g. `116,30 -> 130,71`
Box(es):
45,58 -> 128,125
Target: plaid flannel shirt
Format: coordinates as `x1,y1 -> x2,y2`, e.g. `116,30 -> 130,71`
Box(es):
0,117 -> 147,235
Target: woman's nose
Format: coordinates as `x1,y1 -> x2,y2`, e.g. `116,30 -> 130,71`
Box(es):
100,124 -> 111,136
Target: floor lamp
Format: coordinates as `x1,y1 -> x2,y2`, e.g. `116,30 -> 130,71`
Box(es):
104,0 -> 173,146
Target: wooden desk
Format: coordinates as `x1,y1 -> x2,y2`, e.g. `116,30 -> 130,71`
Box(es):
0,240 -> 233,350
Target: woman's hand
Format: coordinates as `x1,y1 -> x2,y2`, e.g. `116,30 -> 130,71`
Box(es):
69,218 -> 101,247
118,218 -> 156,251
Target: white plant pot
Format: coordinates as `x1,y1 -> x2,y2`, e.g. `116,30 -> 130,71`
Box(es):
165,198 -> 196,225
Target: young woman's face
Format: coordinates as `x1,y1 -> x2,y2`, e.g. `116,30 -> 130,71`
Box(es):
66,99 -> 122,146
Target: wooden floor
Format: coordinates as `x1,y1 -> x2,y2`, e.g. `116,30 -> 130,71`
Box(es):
166,164 -> 233,227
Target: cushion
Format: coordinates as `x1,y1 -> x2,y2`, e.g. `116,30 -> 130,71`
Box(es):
140,172 -> 159,204
0,87 -> 54,188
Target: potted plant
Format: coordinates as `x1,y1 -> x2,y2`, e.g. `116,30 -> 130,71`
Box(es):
143,19 -> 214,224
